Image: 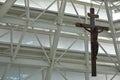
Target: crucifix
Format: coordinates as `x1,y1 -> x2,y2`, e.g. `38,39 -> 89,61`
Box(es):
75,8 -> 109,76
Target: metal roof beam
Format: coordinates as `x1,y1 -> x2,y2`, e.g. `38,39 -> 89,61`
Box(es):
0,16 -> 111,38
104,0 -> 120,68
45,0 -> 66,80
0,56 -> 118,74
0,0 -> 17,18
12,0 -> 30,61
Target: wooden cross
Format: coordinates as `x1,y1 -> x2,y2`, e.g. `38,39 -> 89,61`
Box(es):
75,8 -> 109,76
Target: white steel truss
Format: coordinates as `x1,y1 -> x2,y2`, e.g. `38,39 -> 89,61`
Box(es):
0,0 -> 120,80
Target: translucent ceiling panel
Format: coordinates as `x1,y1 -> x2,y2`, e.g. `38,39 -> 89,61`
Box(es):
113,11 -> 120,20
20,32 -> 50,47
58,37 -> 115,55
97,8 -> 108,20
12,0 -> 108,20
14,0 -> 25,6
48,1 -> 58,11
0,29 -> 10,43
99,42 -> 115,55
66,72 -> 85,80
58,37 -> 84,51
77,0 -> 101,5
52,71 -> 64,80
0,65 -> 6,79
112,1 -> 120,20
0,0 -> 6,3
6,65 -> 42,80
65,2 -> 85,16
65,2 -> 76,15
0,29 -> 50,47
14,0 -> 57,11
76,0 -> 91,3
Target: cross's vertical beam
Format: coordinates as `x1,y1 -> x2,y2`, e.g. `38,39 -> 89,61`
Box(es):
45,0 -> 66,80
91,12 -> 96,76
90,8 -> 95,30
88,8 -> 99,30
88,8 -> 98,76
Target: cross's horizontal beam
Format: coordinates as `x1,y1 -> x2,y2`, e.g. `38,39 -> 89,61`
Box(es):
76,23 -> 109,31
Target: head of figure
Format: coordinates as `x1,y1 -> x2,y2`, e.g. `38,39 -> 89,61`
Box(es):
92,27 -> 98,33
94,27 -> 98,30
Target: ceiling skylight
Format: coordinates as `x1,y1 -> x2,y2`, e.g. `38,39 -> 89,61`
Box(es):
76,0 -> 102,5
76,0 -> 91,3
0,0 -> 6,3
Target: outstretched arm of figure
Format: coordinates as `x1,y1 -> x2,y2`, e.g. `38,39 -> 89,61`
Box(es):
78,24 -> 91,32
75,23 -> 92,32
